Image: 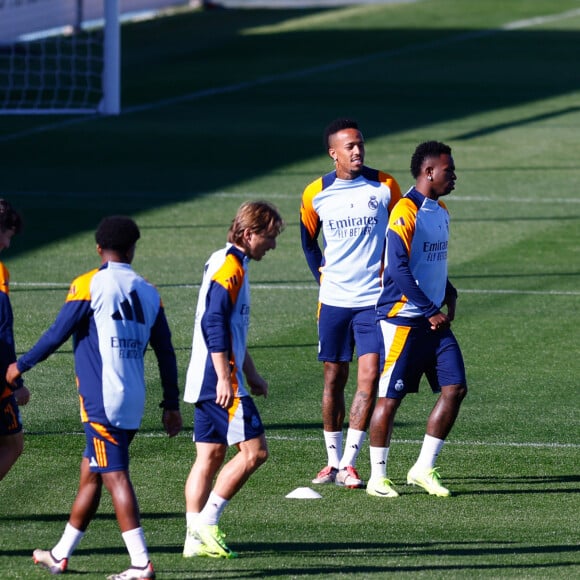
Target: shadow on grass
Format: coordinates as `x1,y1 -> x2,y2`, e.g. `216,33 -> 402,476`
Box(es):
166,540 -> 579,578
1,7 -> 579,259
232,539 -> 579,558
451,105 -> 580,141
453,474 -> 580,484
4,539 -> 578,558
167,561 -> 579,578
448,473 -> 580,496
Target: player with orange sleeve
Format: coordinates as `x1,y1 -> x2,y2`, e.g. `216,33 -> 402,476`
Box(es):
7,216 -> 182,579
182,201 -> 284,560
0,199 -> 28,481
300,118 -> 401,489
367,141 -> 467,499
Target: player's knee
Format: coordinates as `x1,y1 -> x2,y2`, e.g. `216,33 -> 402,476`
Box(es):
355,376 -> 378,398
247,446 -> 268,470
324,362 -> 349,388
357,367 -> 378,388
443,384 -> 467,405
257,446 -> 269,466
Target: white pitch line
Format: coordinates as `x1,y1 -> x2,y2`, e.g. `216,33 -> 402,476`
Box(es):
10,282 -> 579,296
450,196 -> 580,204
26,430 -> 580,448
455,288 -> 580,297
200,192 -> 580,204
250,286 -> 580,297
267,436 -> 580,449
503,8 -> 580,30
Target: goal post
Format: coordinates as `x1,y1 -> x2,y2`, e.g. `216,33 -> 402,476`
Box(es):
102,0 -> 121,115
0,0 -> 197,115
0,0 -> 121,115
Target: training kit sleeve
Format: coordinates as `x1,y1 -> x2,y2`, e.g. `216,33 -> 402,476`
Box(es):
300,166 -> 401,308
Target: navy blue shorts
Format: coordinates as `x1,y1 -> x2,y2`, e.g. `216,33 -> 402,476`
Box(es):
194,397 -> 264,446
83,422 -> 137,473
317,304 -> 379,362
377,320 -> 467,399
0,393 -> 22,436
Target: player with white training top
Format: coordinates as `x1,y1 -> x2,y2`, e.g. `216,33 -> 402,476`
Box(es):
300,118 -> 401,489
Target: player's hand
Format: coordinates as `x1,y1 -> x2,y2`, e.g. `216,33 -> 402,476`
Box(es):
445,295 -> 457,322
162,409 -> 182,437
428,311 -> 450,332
13,385 -> 30,406
6,362 -> 21,387
247,373 -> 268,399
215,378 -> 234,409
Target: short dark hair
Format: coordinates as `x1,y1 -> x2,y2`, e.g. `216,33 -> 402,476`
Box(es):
323,118 -> 359,150
95,216 -> 140,253
410,141 -> 452,179
0,199 -> 23,234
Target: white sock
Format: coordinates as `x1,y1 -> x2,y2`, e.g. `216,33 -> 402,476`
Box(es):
415,434 -> 445,469
184,512 -> 202,551
186,512 -> 199,530
199,492 -> 229,526
52,523 -> 85,561
185,512 -> 201,538
369,446 -> 389,480
121,527 -> 149,568
339,428 -> 366,469
323,431 -> 342,468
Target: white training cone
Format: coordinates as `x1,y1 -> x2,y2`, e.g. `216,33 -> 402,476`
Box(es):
285,487 -> 322,499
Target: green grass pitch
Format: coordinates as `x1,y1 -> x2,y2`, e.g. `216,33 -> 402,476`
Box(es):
0,0 -> 578,578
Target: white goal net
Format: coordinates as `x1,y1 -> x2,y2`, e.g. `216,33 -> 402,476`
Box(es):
0,0 -> 187,115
